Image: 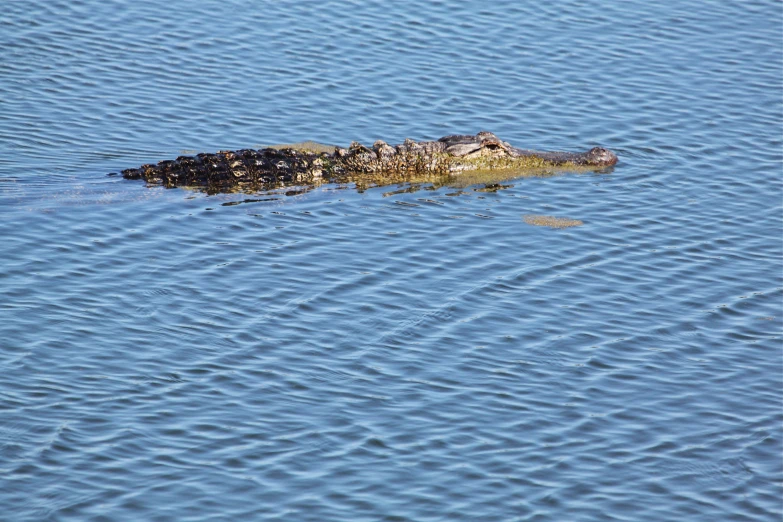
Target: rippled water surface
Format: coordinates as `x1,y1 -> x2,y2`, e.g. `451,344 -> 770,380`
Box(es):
2,1 -> 782,520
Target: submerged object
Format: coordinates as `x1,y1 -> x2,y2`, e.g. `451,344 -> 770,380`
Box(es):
120,131 -> 617,190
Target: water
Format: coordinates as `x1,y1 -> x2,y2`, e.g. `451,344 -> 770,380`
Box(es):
1,1 -> 781,520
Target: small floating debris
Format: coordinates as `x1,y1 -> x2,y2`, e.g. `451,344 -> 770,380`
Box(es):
523,214 -> 583,228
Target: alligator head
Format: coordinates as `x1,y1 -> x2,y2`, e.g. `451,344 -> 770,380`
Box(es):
439,131 -> 617,167
583,147 -> 618,166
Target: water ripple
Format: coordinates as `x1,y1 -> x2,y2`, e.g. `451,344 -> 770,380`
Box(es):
1,0 -> 781,520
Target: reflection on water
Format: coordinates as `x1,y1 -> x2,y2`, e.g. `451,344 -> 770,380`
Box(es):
119,160 -> 603,198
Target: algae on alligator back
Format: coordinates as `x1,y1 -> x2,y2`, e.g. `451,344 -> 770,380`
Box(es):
120,131 -> 617,193
264,141 -> 339,155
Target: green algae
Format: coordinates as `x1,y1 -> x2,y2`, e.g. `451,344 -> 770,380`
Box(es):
265,141 -> 339,154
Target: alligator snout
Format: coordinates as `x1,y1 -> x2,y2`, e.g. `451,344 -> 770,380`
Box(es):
587,147 -> 618,166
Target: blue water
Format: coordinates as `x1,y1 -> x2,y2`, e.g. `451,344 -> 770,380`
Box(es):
1,1 -> 781,520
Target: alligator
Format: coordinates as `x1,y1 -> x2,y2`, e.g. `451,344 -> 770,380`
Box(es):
120,131 -> 617,190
